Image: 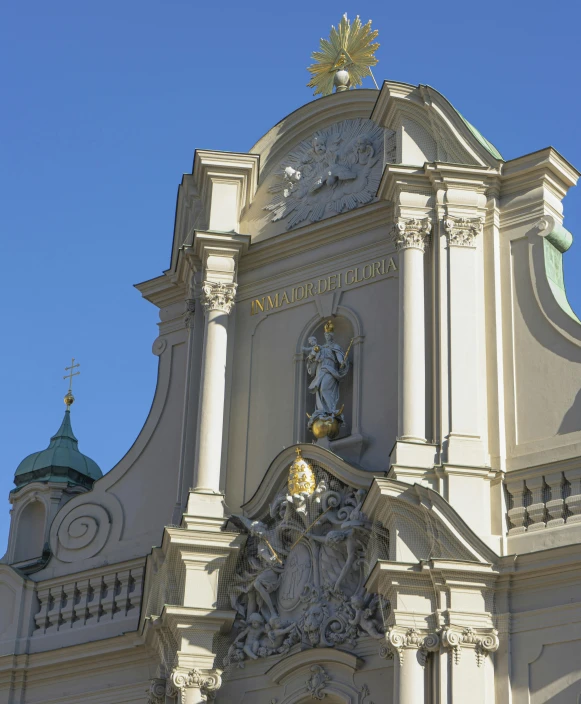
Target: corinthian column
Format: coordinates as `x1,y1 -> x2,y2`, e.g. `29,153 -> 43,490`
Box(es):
394,218 -> 431,443
193,281 -> 236,495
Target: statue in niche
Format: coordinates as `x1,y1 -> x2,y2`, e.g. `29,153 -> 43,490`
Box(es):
265,119 -> 384,229
305,320 -> 352,440
223,458 -> 388,670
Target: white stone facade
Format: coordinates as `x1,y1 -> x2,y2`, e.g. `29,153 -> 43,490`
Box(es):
1,81 -> 581,703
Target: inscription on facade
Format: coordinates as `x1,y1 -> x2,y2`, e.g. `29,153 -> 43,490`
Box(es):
250,257 -> 397,315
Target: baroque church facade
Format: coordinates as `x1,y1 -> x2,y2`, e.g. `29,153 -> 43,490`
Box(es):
1,79 -> 581,704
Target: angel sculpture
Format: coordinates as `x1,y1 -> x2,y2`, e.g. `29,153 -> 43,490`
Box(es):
265,119 -> 384,229
228,515 -> 288,621
348,592 -> 384,640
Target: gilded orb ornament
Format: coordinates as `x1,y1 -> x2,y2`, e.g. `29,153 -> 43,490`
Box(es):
288,448 -> 316,496
307,14 -> 380,97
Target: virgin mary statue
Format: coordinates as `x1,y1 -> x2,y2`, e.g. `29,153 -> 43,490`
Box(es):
304,320 -> 350,437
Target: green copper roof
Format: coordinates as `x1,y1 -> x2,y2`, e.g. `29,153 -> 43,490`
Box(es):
13,410 -> 102,491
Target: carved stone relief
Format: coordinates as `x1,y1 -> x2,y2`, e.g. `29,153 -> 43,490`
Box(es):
224,466 -> 388,669
201,282 -> 237,315
444,216 -> 483,247
265,119 -> 387,229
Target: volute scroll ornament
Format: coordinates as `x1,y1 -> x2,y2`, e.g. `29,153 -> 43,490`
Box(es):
384,627 -> 440,666
170,668 -> 222,701
441,626 -> 499,666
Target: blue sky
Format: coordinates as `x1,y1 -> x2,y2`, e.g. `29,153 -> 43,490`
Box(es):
1,0 -> 580,551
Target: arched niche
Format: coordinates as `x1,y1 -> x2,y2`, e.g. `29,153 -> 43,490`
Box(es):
13,500 -> 45,563
294,306 -> 364,462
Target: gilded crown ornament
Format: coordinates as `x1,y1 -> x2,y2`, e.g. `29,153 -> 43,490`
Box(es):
324,320 -> 334,333
288,448 -> 316,496
307,15 -> 380,97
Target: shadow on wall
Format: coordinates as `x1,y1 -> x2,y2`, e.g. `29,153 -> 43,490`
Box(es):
558,386 -> 581,435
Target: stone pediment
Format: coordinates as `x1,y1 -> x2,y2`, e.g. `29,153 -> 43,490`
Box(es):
362,477 -> 499,566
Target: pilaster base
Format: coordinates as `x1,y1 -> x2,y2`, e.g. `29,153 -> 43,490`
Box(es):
389,441 -> 438,486
185,491 -> 226,522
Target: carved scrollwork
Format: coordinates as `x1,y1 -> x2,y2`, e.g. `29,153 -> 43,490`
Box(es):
224,466 -> 389,669
171,668 -> 222,701
152,337 -> 167,356
201,281 -> 237,315
444,216 -> 483,247
52,503 -> 111,562
147,678 -> 166,704
393,218 -> 432,253
306,664 -> 331,700
386,627 -> 440,666
441,626 -> 499,666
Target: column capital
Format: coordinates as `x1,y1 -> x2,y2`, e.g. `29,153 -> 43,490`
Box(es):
444,215 -> 484,247
201,281 -> 237,315
171,668 -> 222,701
381,626 -> 440,666
393,217 -> 432,252
441,625 -> 499,666
147,678 -> 167,704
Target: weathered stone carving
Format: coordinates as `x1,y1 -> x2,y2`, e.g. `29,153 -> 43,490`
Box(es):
393,218 -> 432,253
201,281 -> 237,315
306,664 -> 330,699
444,216 -> 483,247
184,298 -> 196,329
224,468 -> 387,668
304,320 -> 351,440
265,119 -> 385,229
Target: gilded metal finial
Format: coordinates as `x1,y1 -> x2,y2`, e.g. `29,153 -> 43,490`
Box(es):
307,14 -> 380,97
63,358 -> 80,408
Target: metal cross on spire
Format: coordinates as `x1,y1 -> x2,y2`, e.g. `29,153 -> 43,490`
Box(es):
63,358 -> 80,408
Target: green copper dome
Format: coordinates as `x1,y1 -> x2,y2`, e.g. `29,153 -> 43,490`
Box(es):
13,410 -> 102,492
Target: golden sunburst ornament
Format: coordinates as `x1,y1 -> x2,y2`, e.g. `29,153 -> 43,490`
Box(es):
307,14 -> 380,97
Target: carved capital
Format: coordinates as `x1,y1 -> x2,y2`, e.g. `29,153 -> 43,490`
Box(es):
184,298 -> 196,329
441,626 -> 499,666
147,678 -> 167,704
201,281 -> 237,315
384,627 -> 440,666
171,668 -> 222,701
393,218 -> 432,252
444,216 -> 483,247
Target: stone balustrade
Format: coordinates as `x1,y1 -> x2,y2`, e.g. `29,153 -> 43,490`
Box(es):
33,561 -> 144,638
505,467 -> 581,535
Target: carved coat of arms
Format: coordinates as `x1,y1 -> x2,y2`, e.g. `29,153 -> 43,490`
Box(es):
265,119 -> 385,229
224,466 -> 388,668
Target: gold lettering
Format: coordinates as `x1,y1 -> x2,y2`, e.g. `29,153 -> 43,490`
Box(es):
281,291 -> 290,305
296,285 -> 306,301
363,264 -> 373,280
318,279 -> 328,295
266,293 -> 280,310
328,274 -> 338,291
355,267 -> 363,283
380,259 -> 386,275
305,282 -> 314,298
345,269 -> 355,285
373,261 -> 382,278
252,298 -> 265,315
387,257 -> 397,272
338,272 -> 342,288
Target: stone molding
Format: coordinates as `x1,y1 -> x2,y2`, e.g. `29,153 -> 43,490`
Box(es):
306,664 -> 330,700
171,668 -> 222,701
444,216 -> 483,247
393,218 -> 432,253
381,627 -> 440,666
441,626 -> 499,666
201,281 -> 237,315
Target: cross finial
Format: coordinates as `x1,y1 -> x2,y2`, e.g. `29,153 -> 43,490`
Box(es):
63,358 -> 80,408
